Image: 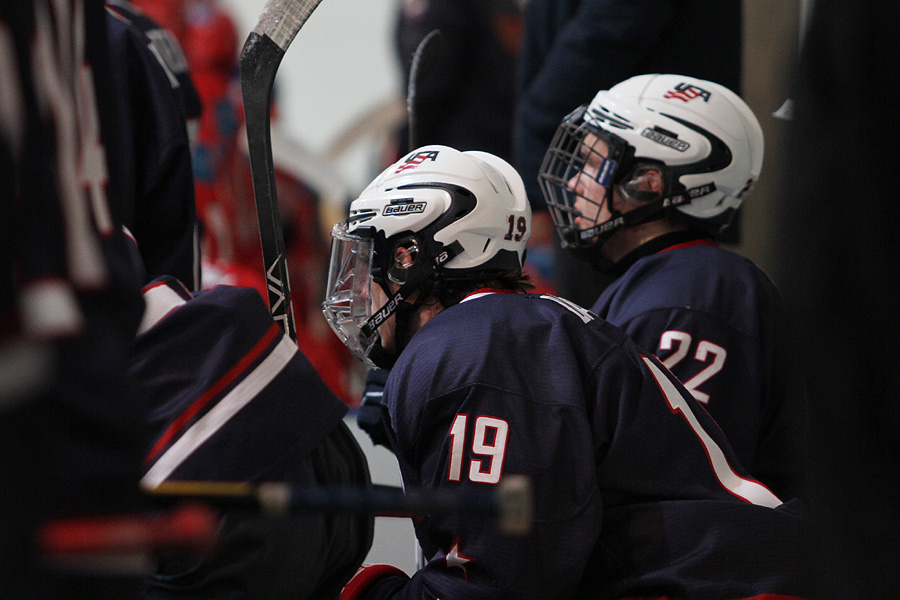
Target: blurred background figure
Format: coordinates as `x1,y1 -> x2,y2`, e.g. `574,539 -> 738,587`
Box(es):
389,0 -> 523,161
2,1 -> 151,596
133,0 -> 357,403
512,0 -> 742,307
773,0 -> 900,596
106,0 -> 203,292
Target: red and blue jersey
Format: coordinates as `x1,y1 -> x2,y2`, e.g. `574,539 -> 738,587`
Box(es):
131,276 -> 372,599
132,276 -> 348,485
592,234 -> 806,500
369,291 -> 809,599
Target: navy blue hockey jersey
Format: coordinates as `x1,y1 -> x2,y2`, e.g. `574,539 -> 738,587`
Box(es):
592,239 -> 805,499
131,277 -> 372,599
106,1 -> 202,125
369,291 -> 809,600
104,4 -> 200,289
2,2 -> 151,597
132,277 -> 348,485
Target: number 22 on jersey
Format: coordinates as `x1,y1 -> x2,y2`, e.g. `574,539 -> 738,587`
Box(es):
658,330 -> 727,404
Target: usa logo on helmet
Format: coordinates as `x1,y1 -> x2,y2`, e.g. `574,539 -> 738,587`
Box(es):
664,83 -> 711,103
395,150 -> 440,173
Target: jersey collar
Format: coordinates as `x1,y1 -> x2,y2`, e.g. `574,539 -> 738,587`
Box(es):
609,230 -> 716,275
461,288 -> 520,303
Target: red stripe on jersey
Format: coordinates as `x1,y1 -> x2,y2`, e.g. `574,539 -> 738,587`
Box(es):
144,322 -> 280,465
618,595 -> 807,600
659,239 -> 719,253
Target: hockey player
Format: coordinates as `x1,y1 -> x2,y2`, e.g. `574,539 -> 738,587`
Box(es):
131,267 -> 373,599
323,145 -> 810,599
539,74 -> 806,500
1,1 -> 151,597
104,0 -> 202,290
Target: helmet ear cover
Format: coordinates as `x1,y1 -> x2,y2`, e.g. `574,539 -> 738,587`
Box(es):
369,181 -> 476,286
618,162 -> 667,204
604,112 -> 735,229
386,239 -> 421,285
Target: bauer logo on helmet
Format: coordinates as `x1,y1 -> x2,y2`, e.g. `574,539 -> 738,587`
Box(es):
384,202 -> 428,216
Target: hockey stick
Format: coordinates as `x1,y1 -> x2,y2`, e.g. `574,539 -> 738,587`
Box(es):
37,504 -> 220,574
240,0 -> 325,340
406,29 -> 443,149
146,476 -> 533,536
38,477 -> 532,574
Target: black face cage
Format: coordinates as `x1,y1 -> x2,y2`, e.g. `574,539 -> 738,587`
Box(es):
538,106 -> 634,250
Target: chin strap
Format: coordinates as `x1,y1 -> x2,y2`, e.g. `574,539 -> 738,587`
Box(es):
577,181 -> 716,245
360,241 -> 464,363
365,275 -> 436,370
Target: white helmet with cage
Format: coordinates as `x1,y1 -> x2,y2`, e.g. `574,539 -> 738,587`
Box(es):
322,145 -> 531,367
539,73 -> 764,252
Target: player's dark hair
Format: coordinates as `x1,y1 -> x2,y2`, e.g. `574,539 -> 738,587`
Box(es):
428,270 -> 534,308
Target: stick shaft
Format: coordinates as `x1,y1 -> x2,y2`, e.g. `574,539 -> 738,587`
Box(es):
148,482 -> 489,516
239,0 -> 324,340
253,0 -> 324,50
147,477 -> 533,535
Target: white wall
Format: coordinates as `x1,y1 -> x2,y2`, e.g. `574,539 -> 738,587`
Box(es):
345,416 -> 421,575
220,0 -> 405,195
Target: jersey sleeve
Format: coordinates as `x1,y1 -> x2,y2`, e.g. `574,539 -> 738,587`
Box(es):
605,303 -> 804,500
106,8 -> 200,289
133,278 -> 347,485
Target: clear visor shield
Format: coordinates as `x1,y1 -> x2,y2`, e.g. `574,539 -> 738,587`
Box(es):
322,221 -> 378,365
539,110 -> 625,248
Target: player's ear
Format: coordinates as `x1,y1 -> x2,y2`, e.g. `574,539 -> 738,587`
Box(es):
640,167 -> 664,193
621,165 -> 664,203
387,238 -> 420,285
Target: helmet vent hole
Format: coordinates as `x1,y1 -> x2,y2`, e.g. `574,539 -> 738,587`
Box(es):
653,126 -> 679,139
482,239 -> 491,253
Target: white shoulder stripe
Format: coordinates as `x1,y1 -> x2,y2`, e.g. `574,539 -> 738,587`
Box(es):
461,292 -> 496,303
642,357 -> 782,508
140,334 -> 297,488
138,283 -> 187,335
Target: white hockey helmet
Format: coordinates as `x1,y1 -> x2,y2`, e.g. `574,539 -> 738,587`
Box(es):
539,73 -> 764,251
322,145 -> 531,367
